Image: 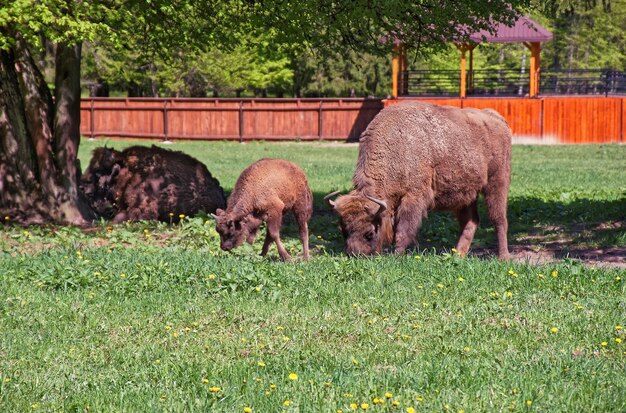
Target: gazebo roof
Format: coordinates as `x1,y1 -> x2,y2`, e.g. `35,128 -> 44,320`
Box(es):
468,16 -> 553,43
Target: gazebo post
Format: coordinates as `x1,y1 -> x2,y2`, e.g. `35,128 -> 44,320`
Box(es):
526,41 -> 541,97
456,44 -> 468,98
392,43 -> 400,97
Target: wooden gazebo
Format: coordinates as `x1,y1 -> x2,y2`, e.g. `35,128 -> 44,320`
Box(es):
392,16 -> 553,98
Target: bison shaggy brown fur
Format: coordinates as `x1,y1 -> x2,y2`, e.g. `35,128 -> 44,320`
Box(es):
213,158 -> 312,261
326,100 -> 512,260
80,145 -> 226,223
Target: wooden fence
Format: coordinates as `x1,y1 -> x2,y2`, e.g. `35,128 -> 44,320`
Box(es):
80,96 -> 624,144
80,98 -> 383,142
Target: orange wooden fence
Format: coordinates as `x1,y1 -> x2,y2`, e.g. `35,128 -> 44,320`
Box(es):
81,97 -> 624,143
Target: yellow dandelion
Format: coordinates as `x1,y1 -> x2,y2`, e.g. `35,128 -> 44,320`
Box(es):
169,212 -> 174,217
458,277 -> 465,282
616,338 -> 622,344
551,270 -> 558,277
258,361 -> 266,367
616,325 -> 623,330
209,274 -> 216,280
209,386 -> 221,393
361,403 -> 369,410
276,326 -> 285,330
172,332 -> 179,338
602,341 -> 608,346
120,273 -> 126,278
463,346 -> 470,352
551,327 -> 558,333
289,373 -> 298,380
165,325 -> 172,330
414,255 -> 421,259
616,276 -> 622,281
243,407 -> 252,413
352,358 -> 359,365
155,359 -> 161,363
538,273 -> 544,278
202,378 -> 209,383
255,286 -> 262,292
4,378 -> 11,383
283,400 -> 291,406
350,403 -> 358,410
283,336 -> 290,342
373,398 -> 382,405
506,291 -> 513,297
407,408 -> 416,413
415,396 -> 423,402
31,403 -> 39,409
385,392 -> 393,399
392,401 -> 400,407
526,400 -> 532,406
179,214 -> 185,219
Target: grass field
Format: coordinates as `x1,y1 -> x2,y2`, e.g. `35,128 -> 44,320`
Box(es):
1,140 -> 625,412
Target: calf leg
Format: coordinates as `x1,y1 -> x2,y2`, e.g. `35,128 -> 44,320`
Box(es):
293,205 -> 311,261
454,200 -> 479,256
296,218 -> 310,260
483,185 -> 510,261
265,211 -> 291,261
394,195 -> 428,253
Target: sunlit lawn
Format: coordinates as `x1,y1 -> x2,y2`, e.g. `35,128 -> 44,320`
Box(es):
0,140 -> 624,412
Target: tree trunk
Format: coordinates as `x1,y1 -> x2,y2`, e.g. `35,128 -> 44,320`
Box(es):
0,32 -> 94,225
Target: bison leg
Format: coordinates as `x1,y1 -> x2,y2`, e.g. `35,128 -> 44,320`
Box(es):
483,185 -> 510,261
454,200 -> 479,256
296,218 -> 310,260
261,231 -> 272,256
263,200 -> 291,261
293,208 -> 311,261
394,195 -> 427,253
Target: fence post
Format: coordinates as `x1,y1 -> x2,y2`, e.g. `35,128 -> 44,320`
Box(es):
239,100 -> 244,143
318,100 -> 323,140
163,100 -> 170,142
89,98 -> 95,140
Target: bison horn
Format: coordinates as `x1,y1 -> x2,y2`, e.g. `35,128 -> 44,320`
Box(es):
366,195 -> 387,214
210,213 -> 218,220
324,190 -> 341,208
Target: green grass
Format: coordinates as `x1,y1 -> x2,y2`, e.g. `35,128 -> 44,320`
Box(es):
1,140 -> 625,412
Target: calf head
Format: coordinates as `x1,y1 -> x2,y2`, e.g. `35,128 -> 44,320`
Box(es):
212,209 -> 262,252
325,191 -> 388,256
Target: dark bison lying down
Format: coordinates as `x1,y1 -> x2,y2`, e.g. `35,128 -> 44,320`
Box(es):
80,145 -> 226,223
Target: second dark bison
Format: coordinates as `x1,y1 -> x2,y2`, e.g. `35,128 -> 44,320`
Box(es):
80,145 -> 226,223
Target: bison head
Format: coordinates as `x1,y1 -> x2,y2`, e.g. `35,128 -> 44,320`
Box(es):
212,209 -> 263,252
80,147 -> 123,218
325,191 -> 388,256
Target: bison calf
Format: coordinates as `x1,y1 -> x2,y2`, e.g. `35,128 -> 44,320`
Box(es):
326,101 -> 511,260
213,158 -> 312,261
80,145 -> 226,223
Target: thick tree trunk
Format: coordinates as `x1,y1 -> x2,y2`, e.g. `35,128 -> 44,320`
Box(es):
0,32 -> 94,225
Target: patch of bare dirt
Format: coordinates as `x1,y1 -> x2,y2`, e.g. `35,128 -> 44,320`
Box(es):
473,220 -> 626,269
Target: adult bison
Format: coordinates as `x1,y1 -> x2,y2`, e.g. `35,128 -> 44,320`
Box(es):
325,101 -> 511,260
80,145 -> 226,223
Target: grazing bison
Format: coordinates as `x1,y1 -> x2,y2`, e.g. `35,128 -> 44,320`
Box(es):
80,145 -> 226,223
213,158 -> 312,261
325,101 -> 511,260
